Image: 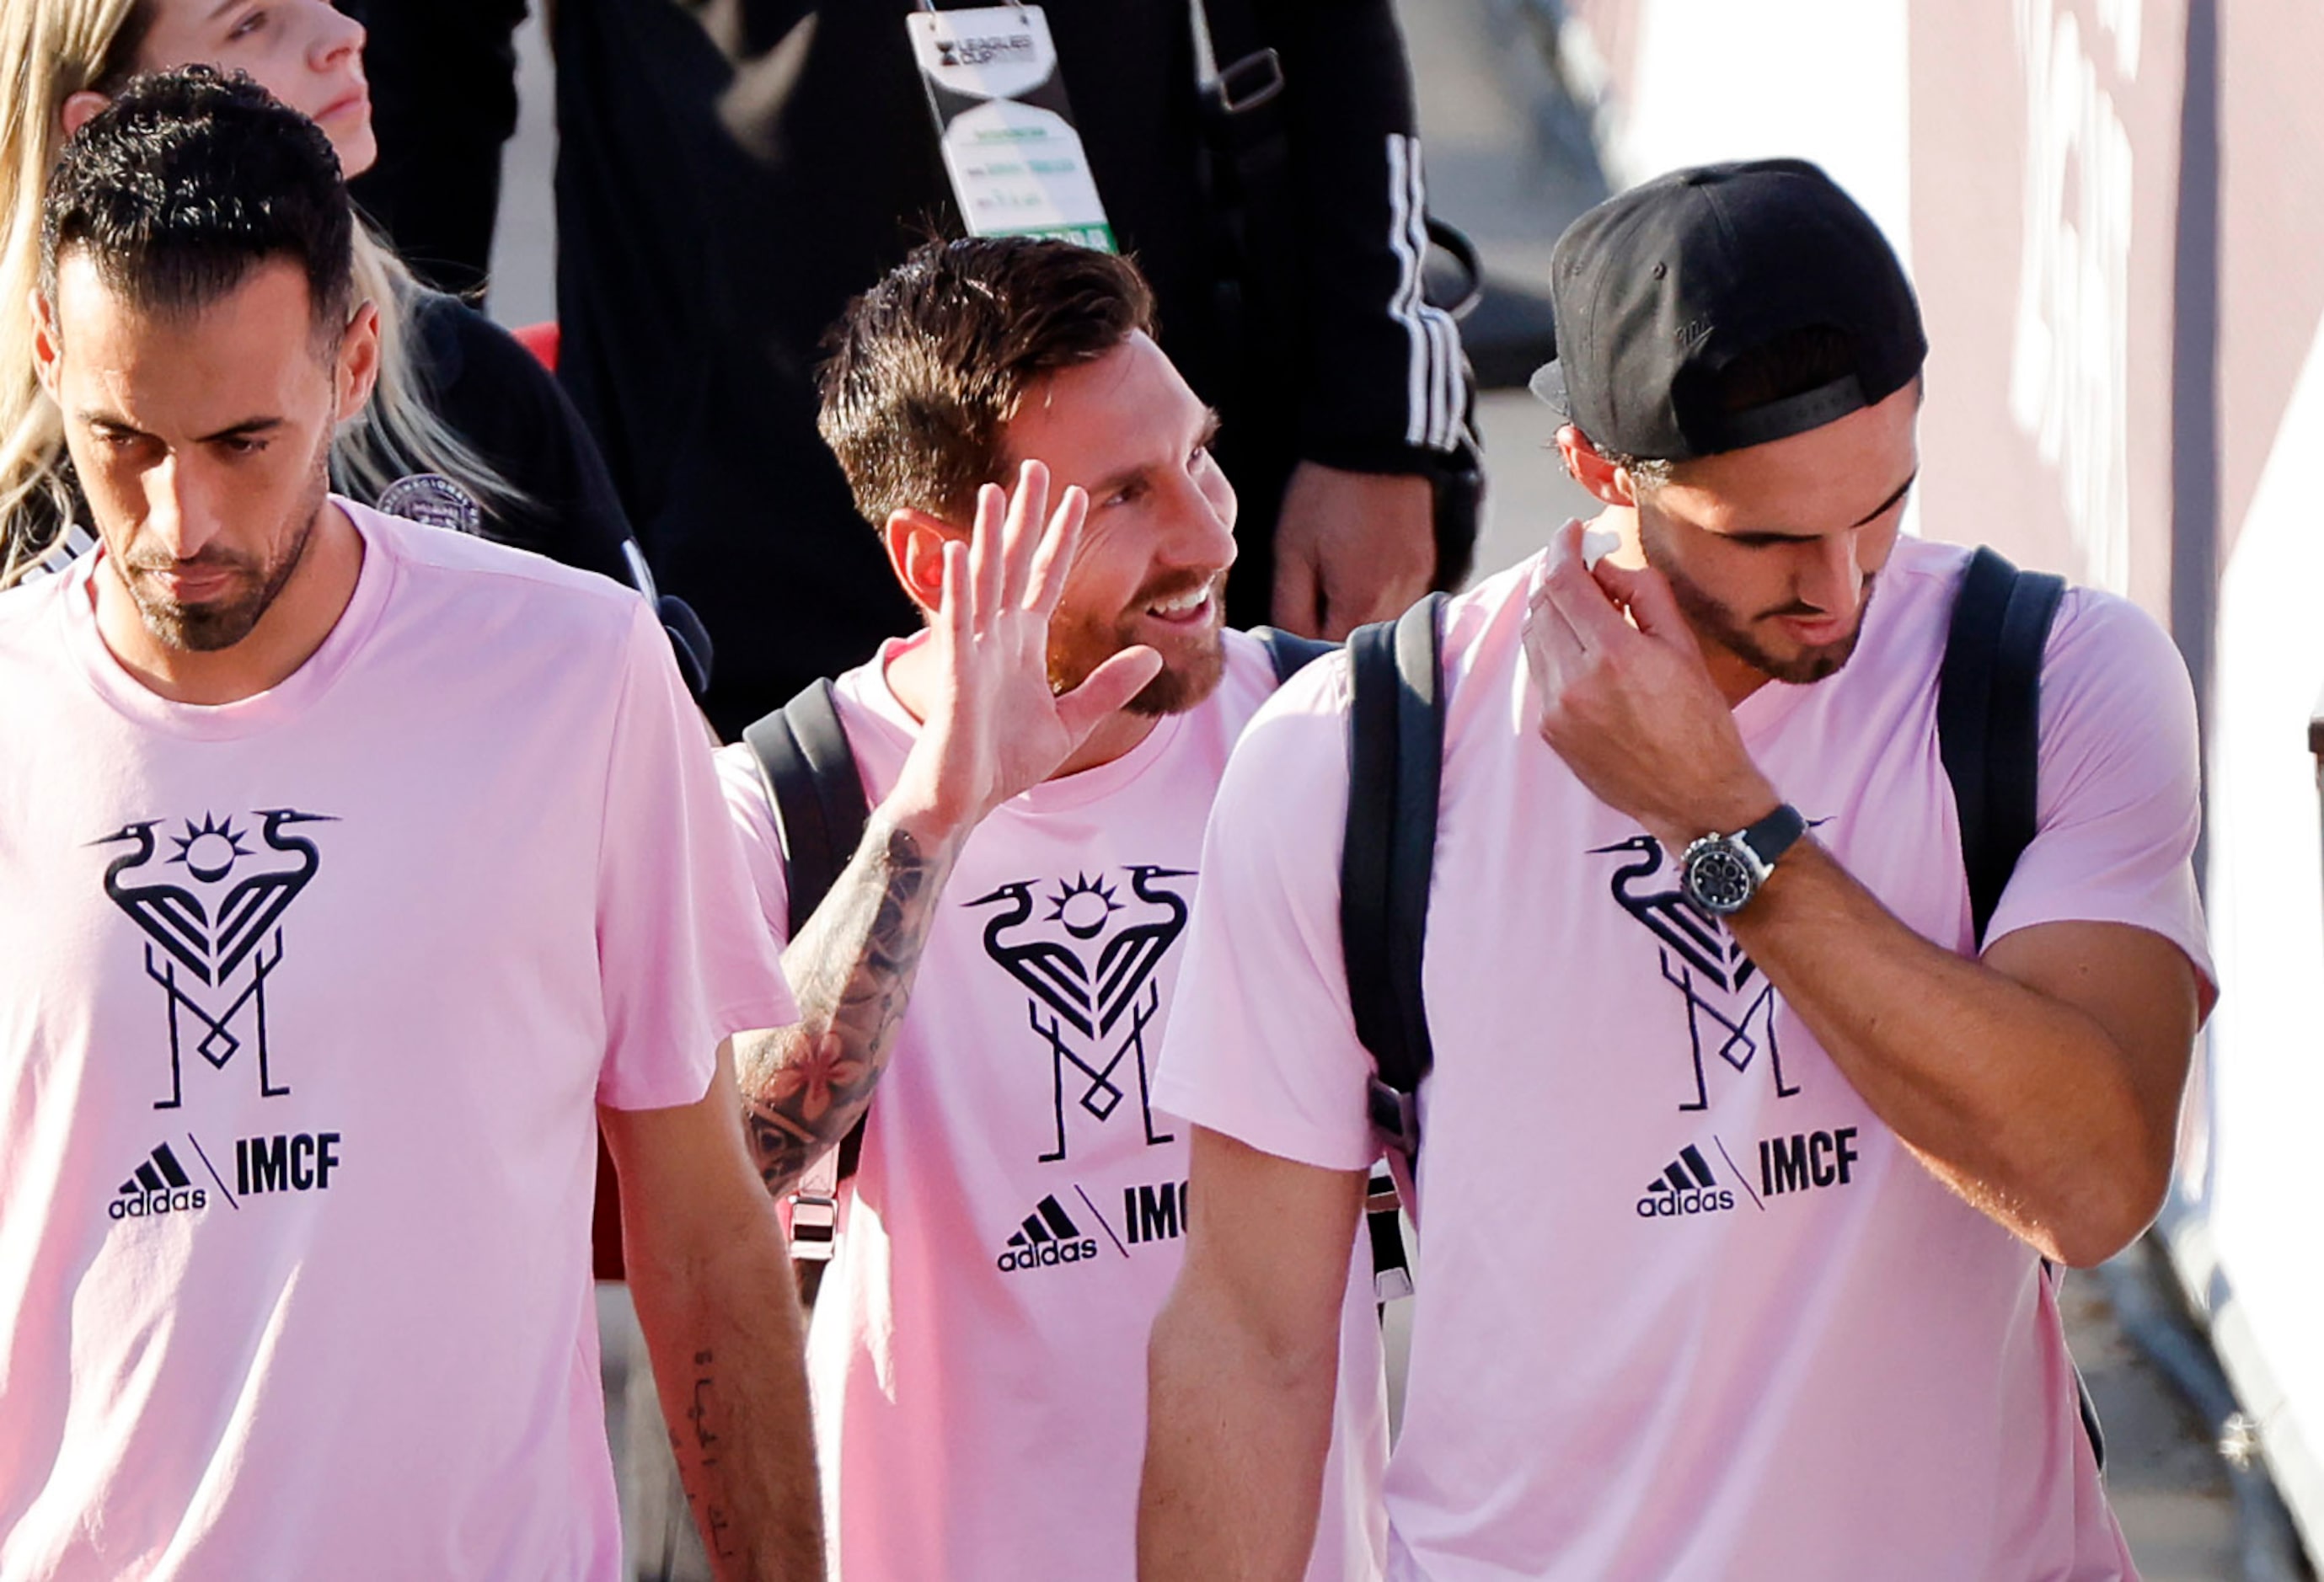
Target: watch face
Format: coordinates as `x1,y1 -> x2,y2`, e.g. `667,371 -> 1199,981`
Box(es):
1684,844 -> 1757,916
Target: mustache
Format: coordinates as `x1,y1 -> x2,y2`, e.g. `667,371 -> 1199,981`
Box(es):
1755,573 -> 1878,623
1127,570 -> 1219,611
119,548 -> 256,577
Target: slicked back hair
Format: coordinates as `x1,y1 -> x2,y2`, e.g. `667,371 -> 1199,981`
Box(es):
818,237 -> 1157,530
40,66 -> 353,348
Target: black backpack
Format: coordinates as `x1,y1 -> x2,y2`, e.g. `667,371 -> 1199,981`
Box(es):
1340,544 -> 2099,1457
742,628 -> 1336,1271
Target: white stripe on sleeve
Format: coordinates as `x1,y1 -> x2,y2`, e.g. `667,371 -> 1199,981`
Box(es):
1384,134 -> 1462,452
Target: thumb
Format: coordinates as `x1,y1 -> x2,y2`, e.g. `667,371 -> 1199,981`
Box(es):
1054,644 -> 1164,740
1271,539 -> 1324,638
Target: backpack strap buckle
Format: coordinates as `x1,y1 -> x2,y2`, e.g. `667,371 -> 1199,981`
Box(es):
788,1145 -> 843,1264
1366,1075 -> 1420,1163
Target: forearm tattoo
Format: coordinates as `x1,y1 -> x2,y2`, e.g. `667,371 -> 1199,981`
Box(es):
671,1349 -> 740,1563
736,815 -> 955,1197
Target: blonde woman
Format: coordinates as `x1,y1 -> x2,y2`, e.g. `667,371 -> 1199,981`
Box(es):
0,0 -> 677,666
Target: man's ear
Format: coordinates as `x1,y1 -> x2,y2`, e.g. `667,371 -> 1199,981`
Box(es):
882,506 -> 966,616
60,91 -> 108,142
1555,425 -> 1639,508
29,290 -> 62,402
334,300 -> 382,423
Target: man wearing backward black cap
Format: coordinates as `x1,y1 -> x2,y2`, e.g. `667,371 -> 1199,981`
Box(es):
1142,159 -> 2214,1578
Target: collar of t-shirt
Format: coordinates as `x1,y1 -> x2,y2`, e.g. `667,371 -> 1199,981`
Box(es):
60,497 -> 394,742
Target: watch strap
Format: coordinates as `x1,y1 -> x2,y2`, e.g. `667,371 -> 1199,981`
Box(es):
1738,803 -> 1807,872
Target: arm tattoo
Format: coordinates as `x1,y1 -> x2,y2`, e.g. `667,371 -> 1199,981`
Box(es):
672,1349 -> 739,1562
736,814 -> 956,1196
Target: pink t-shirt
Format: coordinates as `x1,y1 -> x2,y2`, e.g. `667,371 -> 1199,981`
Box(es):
1154,538 -> 2213,1581
717,630 -> 1388,1582
0,503 -> 792,1581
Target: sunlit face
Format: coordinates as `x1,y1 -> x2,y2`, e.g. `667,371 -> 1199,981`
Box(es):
135,0 -> 374,175
36,254 -> 362,655
1001,331 -> 1238,716
1631,382 -> 1920,688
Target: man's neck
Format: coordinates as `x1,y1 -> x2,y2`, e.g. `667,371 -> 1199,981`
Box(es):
1700,643 -> 1773,708
884,633 -> 1162,784
94,500 -> 367,706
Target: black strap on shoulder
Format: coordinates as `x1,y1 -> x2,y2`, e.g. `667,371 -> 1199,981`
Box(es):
1341,594 -> 1448,1163
1250,625 -> 1336,684
1935,547 -> 2099,1467
742,679 -> 875,1186
1937,547 -> 2066,949
742,680 -> 871,939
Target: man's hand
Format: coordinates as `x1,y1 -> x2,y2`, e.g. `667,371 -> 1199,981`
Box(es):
1519,521 -> 2204,1265
741,461 -> 1160,1198
1523,517 -> 1778,847
1270,462 -> 1436,639
887,461 -> 1162,844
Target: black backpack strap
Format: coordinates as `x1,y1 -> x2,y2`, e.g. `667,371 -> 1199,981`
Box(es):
1250,624 -> 1337,684
1342,594 -> 1448,1163
741,680 -> 876,1267
1937,547 -> 2067,949
742,679 -> 873,939
1341,594 -> 1448,1305
1936,548 -> 2097,1466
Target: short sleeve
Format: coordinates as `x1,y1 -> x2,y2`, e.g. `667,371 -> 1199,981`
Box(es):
1984,587 -> 2216,1003
595,600 -> 795,1109
714,741 -> 795,950
1151,660 -> 1381,1173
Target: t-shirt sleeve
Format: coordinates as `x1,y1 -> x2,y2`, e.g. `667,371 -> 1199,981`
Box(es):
595,600 -> 795,1109
714,740 -> 795,950
1983,587 -> 2216,1003
1152,662 -> 1381,1173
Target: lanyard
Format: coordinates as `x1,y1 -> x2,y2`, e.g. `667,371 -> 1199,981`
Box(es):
905,3 -> 1116,251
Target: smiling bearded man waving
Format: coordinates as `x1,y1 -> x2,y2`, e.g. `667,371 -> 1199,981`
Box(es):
719,237 -> 1390,1582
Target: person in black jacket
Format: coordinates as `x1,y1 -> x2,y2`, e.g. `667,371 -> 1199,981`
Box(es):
336,1 -> 1470,735
0,0 -> 700,687
543,0 -> 1472,738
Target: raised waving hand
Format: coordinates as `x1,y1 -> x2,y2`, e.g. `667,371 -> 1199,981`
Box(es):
739,461 -> 1159,1198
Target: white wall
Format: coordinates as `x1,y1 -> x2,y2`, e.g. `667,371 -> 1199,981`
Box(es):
1607,0 -> 1915,270
2190,311 -> 2324,1557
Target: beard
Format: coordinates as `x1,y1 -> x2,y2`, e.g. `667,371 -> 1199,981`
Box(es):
113,446 -> 329,654
1047,568 -> 1229,718
1638,513 -> 1875,687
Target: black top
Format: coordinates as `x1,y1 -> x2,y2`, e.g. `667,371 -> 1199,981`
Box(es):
405,290 -> 643,592
550,0 -> 1462,737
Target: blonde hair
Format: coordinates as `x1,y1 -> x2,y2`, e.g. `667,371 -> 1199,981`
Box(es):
0,0 -> 528,586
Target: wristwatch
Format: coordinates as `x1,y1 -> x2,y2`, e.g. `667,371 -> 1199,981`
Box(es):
1679,804 -> 1807,917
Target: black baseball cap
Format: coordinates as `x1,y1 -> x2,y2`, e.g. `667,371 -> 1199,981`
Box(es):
1529,158 -> 1926,461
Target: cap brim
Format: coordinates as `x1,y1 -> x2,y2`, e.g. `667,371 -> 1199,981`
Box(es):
1528,359 -> 1568,414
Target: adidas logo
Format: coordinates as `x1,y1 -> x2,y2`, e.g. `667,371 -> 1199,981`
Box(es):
1636,1143 -> 1734,1219
995,1195 -> 1100,1273
111,1141 -> 207,1221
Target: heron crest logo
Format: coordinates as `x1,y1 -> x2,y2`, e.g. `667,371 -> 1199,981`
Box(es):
1593,833 -> 1799,1111
93,809 -> 335,1109
968,865 -> 1191,1163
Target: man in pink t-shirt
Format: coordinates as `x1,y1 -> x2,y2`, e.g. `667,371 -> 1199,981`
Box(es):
722,238 -> 1387,1580
0,76 -> 817,1579
1142,160 -> 2214,1579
